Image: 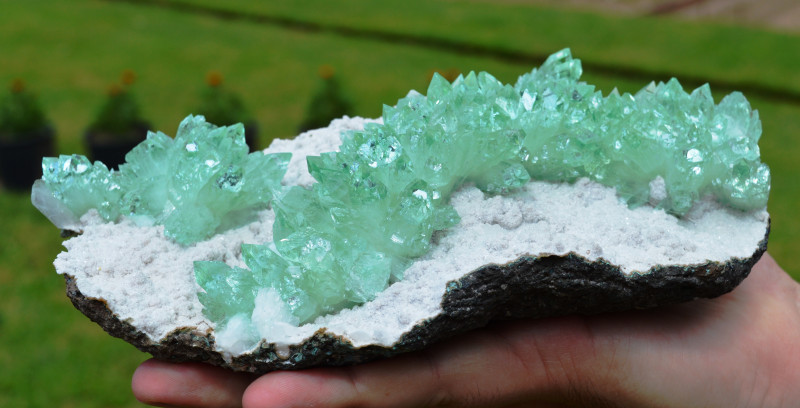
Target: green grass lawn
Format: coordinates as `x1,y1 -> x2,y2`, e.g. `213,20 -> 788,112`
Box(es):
161,0 -> 800,96
1,1 -> 798,406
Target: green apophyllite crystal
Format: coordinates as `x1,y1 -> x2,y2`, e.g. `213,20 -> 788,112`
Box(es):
197,49 -> 769,331
36,115 -> 290,244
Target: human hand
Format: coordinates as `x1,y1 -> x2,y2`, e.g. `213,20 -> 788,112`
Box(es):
132,253 -> 800,407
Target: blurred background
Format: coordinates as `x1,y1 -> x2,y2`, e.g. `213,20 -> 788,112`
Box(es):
1,0 -> 798,406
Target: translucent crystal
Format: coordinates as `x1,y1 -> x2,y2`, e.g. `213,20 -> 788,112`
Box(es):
40,155 -> 123,221
36,115 -> 290,244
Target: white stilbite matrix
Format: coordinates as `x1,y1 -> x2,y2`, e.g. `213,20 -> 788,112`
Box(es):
53,116 -> 769,357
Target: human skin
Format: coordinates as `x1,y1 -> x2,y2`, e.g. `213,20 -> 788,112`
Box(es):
131,253 -> 800,407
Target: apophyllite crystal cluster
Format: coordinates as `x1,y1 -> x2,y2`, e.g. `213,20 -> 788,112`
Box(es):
34,118 -> 289,245
35,49 -> 770,335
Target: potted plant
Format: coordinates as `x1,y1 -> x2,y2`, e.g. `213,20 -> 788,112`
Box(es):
0,79 -> 55,190
298,65 -> 354,133
195,71 -> 258,150
85,70 -> 151,170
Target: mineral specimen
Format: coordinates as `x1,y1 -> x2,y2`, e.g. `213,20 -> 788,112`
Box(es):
36,49 -> 770,348
33,116 -> 290,244
55,116 -> 770,372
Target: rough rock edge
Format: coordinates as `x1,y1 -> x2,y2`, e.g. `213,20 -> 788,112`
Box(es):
63,222 -> 769,373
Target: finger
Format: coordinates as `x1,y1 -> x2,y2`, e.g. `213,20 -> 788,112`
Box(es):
132,359 -> 254,408
242,316 -> 604,408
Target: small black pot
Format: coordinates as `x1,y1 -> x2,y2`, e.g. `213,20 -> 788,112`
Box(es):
0,126 -> 55,190
85,121 -> 150,170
